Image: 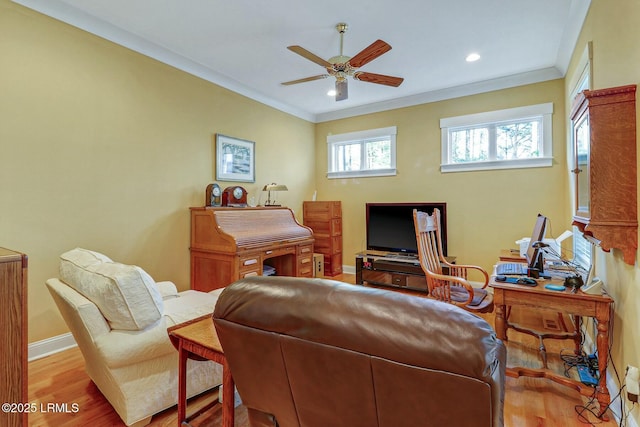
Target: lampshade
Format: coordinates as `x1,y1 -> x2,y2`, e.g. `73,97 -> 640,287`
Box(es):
262,183 -> 288,192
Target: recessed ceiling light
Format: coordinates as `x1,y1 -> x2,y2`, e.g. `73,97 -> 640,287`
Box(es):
466,53 -> 481,62
327,89 -> 336,96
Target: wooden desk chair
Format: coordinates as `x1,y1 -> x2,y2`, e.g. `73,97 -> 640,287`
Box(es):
413,209 -> 493,313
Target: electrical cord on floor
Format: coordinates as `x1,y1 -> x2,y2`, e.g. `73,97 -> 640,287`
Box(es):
606,343 -> 627,427
575,390 -> 603,425
560,349 -> 594,380
567,308 -> 635,427
574,384 -> 625,425
600,311 -> 633,427
621,400 -> 636,427
556,327 -> 600,424
571,347 -> 622,425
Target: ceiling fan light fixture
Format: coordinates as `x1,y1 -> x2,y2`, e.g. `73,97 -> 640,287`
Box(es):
466,53 -> 481,62
335,80 -> 348,101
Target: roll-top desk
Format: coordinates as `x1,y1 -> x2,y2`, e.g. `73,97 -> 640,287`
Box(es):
190,207 -> 314,291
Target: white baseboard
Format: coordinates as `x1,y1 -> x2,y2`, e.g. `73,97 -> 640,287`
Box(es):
342,264 -> 356,275
28,332 -> 77,362
606,369 -> 639,427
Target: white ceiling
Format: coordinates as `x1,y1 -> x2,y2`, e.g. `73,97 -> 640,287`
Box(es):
14,0 -> 590,123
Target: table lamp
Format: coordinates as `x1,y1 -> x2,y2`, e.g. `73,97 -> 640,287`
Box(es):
262,183 -> 288,206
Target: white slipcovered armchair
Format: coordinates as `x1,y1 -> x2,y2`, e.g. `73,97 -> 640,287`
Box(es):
46,248 -> 223,426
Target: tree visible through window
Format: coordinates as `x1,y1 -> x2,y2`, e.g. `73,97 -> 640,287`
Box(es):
450,127 -> 488,163
441,103 -> 552,172
327,127 -> 397,178
496,120 -> 541,160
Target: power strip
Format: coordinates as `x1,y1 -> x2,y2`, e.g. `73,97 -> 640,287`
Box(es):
577,365 -> 598,386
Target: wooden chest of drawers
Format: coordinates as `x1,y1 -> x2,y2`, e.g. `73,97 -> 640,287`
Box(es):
303,201 -> 342,276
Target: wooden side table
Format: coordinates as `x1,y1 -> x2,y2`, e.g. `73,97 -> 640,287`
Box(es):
168,314 -> 235,427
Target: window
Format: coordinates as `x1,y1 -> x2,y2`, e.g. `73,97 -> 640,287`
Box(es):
569,43 -> 593,270
440,103 -> 553,172
572,225 -> 594,271
327,126 -> 397,179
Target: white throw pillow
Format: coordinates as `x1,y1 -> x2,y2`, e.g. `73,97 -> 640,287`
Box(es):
59,248 -> 164,331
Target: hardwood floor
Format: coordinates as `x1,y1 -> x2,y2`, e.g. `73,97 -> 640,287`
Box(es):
28,274 -> 618,426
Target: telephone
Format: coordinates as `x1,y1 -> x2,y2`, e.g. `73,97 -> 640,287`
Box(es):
582,277 -> 604,295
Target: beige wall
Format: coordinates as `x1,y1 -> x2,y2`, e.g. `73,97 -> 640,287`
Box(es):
315,80 -> 568,276
565,1 -> 640,424
6,4 -> 640,423
1,1 -> 315,342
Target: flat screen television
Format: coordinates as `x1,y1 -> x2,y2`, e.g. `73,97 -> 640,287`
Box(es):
366,202 -> 447,256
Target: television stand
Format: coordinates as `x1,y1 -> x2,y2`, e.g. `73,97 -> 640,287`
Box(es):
355,250 -> 455,292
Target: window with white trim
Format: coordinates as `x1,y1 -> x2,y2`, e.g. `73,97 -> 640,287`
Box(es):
440,103 -> 553,172
327,126 -> 397,179
572,226 -> 594,271
569,43 -> 593,271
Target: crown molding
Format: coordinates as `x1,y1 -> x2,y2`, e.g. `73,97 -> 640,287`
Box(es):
12,0 -> 587,124
314,67 -> 563,122
555,0 -> 592,75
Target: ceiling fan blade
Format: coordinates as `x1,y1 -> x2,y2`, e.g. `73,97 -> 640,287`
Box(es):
287,46 -> 333,68
348,40 -> 392,68
354,71 -> 404,87
336,80 -> 348,101
281,75 -> 330,86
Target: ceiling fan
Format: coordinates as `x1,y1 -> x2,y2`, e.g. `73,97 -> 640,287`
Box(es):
282,23 -> 404,101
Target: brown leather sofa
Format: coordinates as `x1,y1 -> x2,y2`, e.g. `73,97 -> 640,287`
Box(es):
213,276 -> 506,427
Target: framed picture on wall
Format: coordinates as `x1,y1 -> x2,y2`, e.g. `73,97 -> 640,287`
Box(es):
215,134 -> 255,182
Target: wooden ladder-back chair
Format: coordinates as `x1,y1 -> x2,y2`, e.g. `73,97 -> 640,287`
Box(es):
413,209 -> 494,313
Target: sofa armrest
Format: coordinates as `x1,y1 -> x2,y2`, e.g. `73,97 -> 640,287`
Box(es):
46,278 -> 111,340
94,318 -> 175,369
94,288 -> 224,369
156,281 -> 179,300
